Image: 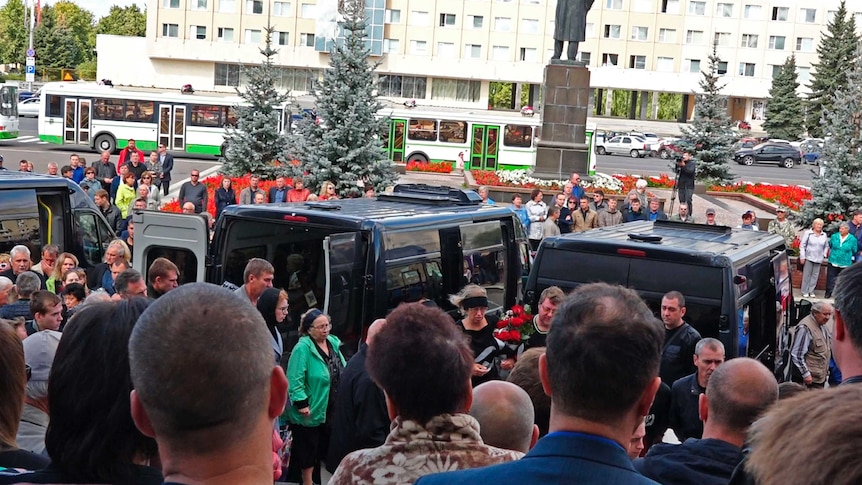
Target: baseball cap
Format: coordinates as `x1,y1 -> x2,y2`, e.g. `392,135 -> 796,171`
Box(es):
23,330 -> 62,382
776,206 -> 787,212
706,208 -> 716,215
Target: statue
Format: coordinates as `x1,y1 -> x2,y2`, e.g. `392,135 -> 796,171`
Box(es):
552,0 -> 595,62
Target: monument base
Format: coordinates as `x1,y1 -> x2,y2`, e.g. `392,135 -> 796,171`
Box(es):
531,141 -> 589,180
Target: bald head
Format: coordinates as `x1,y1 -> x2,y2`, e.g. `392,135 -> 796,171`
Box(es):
703,357 -> 777,433
366,318 -> 386,346
469,380 -> 536,453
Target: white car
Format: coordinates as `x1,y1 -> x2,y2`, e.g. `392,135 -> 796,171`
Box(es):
17,97 -> 40,118
595,135 -> 651,158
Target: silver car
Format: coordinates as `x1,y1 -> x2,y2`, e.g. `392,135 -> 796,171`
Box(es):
17,97 -> 40,118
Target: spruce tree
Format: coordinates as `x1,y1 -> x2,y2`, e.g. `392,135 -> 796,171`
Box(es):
678,44 -> 736,184
800,44 -> 862,232
762,55 -> 805,140
807,1 -> 860,138
285,0 -> 397,197
220,27 -> 291,178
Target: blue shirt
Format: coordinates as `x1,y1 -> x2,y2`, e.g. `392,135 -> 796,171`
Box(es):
72,166 -> 85,183
512,206 -> 530,230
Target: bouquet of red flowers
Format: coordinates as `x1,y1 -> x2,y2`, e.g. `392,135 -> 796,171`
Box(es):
494,304 -> 534,344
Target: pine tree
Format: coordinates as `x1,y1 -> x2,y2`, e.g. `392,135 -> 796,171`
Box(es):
678,44 -> 736,184
807,1 -> 860,138
285,0 -> 397,197
800,44 -> 862,232
762,55 -> 805,140
220,27 -> 291,178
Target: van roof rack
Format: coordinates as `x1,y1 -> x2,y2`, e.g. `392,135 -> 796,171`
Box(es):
378,184 -> 482,206
652,219 -> 733,234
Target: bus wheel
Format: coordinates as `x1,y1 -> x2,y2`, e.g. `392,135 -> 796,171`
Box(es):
219,143 -> 228,157
94,134 -> 116,154
408,153 -> 429,163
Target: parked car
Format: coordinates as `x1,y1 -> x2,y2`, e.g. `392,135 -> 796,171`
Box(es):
733,143 -> 801,168
595,135 -> 651,158
18,90 -> 35,101
732,137 -> 760,151
17,97 -> 40,117
657,138 -> 684,159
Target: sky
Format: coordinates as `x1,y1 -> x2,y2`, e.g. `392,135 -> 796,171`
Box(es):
3,0 -> 143,20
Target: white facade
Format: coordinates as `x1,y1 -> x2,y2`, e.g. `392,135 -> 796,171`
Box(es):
95,0 -> 858,112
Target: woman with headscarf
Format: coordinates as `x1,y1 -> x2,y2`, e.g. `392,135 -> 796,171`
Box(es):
449,284 -> 506,386
256,287 -> 289,365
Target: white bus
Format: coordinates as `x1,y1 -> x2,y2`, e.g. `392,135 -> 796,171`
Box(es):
0,84 -> 19,140
37,82 -> 292,156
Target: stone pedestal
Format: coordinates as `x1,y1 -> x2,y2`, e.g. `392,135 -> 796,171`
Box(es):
531,63 -> 591,180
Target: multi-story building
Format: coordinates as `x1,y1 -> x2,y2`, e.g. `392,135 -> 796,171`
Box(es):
95,0 -> 858,122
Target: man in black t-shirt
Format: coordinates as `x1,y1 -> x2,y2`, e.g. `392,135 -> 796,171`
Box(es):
659,291 -> 702,386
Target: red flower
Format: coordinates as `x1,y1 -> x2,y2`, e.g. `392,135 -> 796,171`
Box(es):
511,304 -> 525,315
496,320 -> 508,329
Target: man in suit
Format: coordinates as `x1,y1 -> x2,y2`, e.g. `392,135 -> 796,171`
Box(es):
268,175 -> 290,203
415,283 -> 664,485
647,197 -> 668,221
572,196 -> 598,232
158,143 -> 174,195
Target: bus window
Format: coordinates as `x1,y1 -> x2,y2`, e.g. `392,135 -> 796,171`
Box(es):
126,100 -> 155,123
504,124 -> 533,148
439,120 -> 467,143
0,86 -> 14,116
47,95 -> 63,117
408,118 -> 438,141
190,105 -> 224,127
225,107 -> 238,126
94,98 -> 125,121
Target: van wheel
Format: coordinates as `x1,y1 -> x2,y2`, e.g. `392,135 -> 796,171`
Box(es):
743,156 -> 754,166
782,157 -> 795,168
408,153 -> 429,163
596,146 -> 606,155
94,134 -> 116,154
630,149 -> 640,158
659,149 -> 670,159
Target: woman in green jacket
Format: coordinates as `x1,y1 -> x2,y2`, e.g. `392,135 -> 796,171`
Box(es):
286,309 -> 346,485
826,222 -> 859,298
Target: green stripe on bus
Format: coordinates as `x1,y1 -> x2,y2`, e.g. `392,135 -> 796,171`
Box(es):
0,131 -> 19,139
186,144 -> 222,155
39,134 -> 63,144
119,139 -> 158,151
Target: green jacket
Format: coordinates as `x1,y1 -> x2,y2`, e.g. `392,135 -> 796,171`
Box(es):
828,233 -> 858,268
286,334 -> 346,427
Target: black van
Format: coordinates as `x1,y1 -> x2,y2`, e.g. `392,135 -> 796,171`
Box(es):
132,184 -> 530,350
524,220 -> 794,371
0,171 -> 116,272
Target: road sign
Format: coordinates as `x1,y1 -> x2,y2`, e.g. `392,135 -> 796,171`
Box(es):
62,70 -> 75,81
25,65 -> 35,74
26,48 -> 35,57
26,73 -> 34,82
26,57 -> 35,66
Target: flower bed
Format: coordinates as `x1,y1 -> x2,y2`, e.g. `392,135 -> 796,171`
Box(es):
472,170 -> 675,195
708,182 -> 812,211
406,160 -> 453,173
162,174 -> 281,215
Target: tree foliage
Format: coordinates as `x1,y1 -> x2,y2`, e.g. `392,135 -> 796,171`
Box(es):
220,27 -> 292,178
763,55 -> 805,140
800,44 -> 862,232
285,0 -> 397,196
35,6 -> 86,69
96,5 -> 147,37
807,1 -> 860,138
52,0 -> 95,61
0,0 -> 27,65
678,44 -> 736,184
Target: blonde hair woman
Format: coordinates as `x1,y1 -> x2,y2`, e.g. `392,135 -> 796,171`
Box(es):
319,181 -> 338,200
47,252 -> 79,294
449,284 -> 508,386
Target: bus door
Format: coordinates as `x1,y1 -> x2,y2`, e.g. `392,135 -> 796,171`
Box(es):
63,98 -> 91,145
158,104 -> 186,151
385,119 -> 407,162
471,124 -> 500,170
0,85 -> 18,138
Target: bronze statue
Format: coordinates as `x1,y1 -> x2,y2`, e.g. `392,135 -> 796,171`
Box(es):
552,0 -> 595,61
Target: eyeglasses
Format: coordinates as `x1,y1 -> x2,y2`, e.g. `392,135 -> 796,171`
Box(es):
191,174 -> 200,177
313,323 -> 332,330
25,364 -> 31,382
276,305 -> 289,314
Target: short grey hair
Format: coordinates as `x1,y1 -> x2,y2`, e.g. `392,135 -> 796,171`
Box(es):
695,337 -> 724,356
635,179 -> 648,189
83,289 -> 112,306
15,272 -> 42,298
41,244 -> 60,258
839,222 -> 851,231
26,380 -> 49,401
9,245 -> 30,260
812,301 -> 833,314
0,276 -> 12,291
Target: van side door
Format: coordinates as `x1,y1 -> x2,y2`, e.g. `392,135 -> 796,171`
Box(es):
132,210 -> 209,284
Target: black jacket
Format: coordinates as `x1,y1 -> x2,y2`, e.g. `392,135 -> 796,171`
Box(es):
677,157 -> 696,188
670,372 -> 705,442
660,322 -> 702,386
100,203 -> 123,233
635,438 -> 744,485
215,187 -> 236,218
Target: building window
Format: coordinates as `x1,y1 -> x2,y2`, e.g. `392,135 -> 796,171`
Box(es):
245,29 -> 262,43
714,32 -> 731,46
383,39 -> 400,53
217,27 -> 234,41
468,15 -> 484,29
278,68 -> 319,92
688,1 -> 706,15
431,78 -> 481,102
738,62 -> 755,77
661,0 -> 679,14
218,0 -> 235,12
410,10 -> 429,26
685,30 -> 703,44
800,8 -> 816,23
385,9 -> 401,23
495,17 -> 512,31
578,51 -> 591,64
191,0 -> 207,10
246,0 -> 263,14
686,59 -> 701,73
717,61 -> 728,74
190,25 -> 206,39
300,33 -> 315,47
798,66 -> 811,83
768,36 -> 785,50
772,7 -> 788,21
215,63 -> 240,87
632,0 -> 651,12
631,26 -> 648,41
439,13 -> 456,27
163,0 -> 179,8
437,42 -> 455,58
492,45 -> 509,61
276,31 -> 289,45
409,40 -> 428,55
827,10 -> 838,23
273,1 -> 290,15
162,23 -> 179,37
716,2 -> 732,17
521,18 -> 539,34
656,56 -> 674,72
658,28 -> 676,43
740,34 -> 758,48
629,55 -> 646,69
519,47 -> 537,62
743,4 -> 760,19
602,53 -> 619,66
771,65 -> 782,78
603,24 -> 621,39
300,3 -> 315,17
378,75 -> 427,98
796,37 -> 814,52
605,0 -> 622,9
464,44 -> 482,59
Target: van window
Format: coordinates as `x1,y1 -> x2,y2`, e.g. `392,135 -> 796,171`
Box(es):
74,211 -> 113,268
224,246 -> 267,286
461,222 -> 507,312
384,229 -> 441,261
386,260 -> 445,309
537,250 -> 629,286
142,247 -> 199,286
0,190 -> 40,255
